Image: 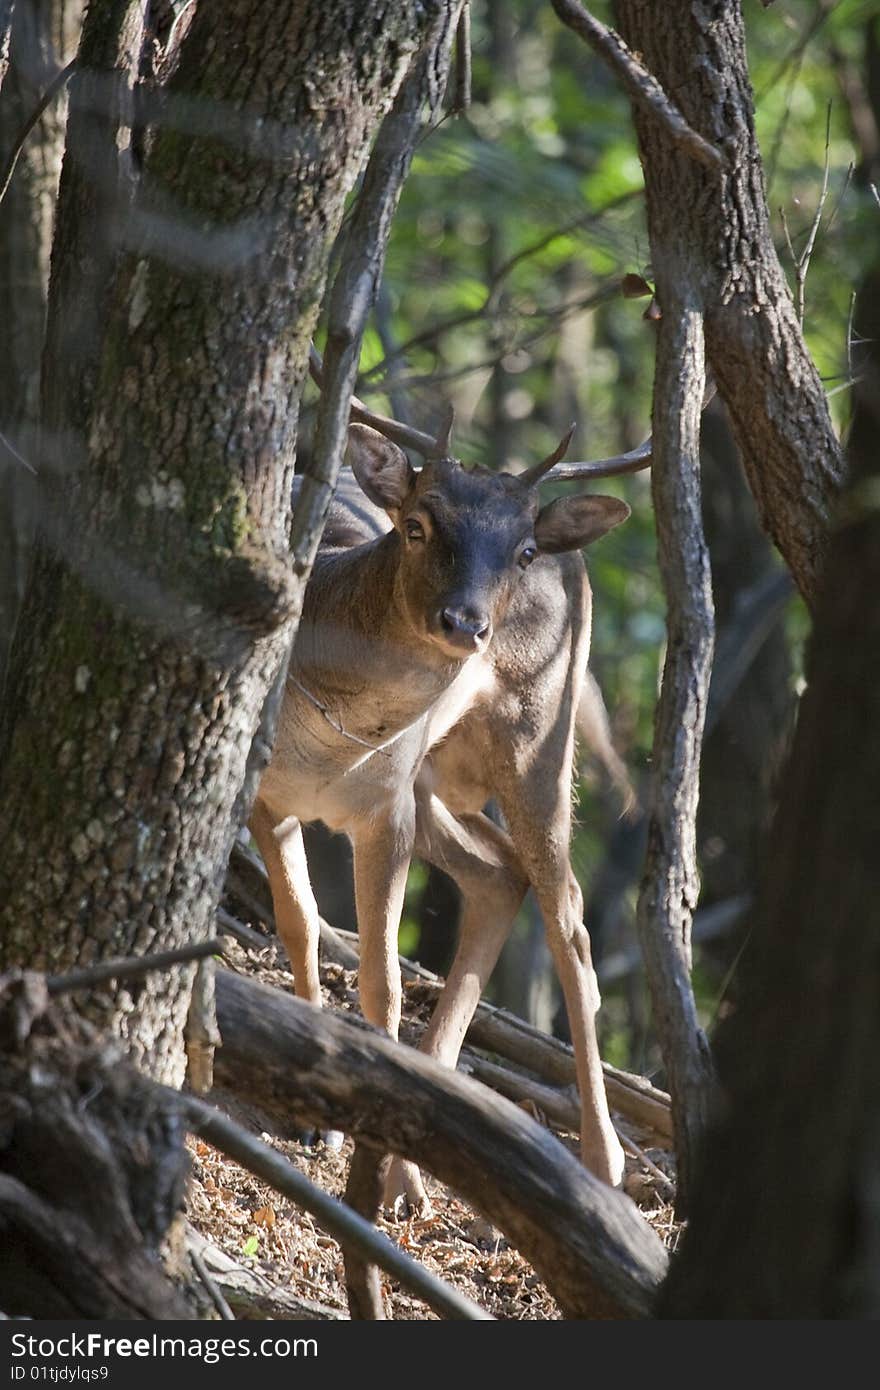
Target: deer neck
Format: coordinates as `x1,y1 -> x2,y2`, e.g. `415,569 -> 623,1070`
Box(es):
294,532 -> 462,725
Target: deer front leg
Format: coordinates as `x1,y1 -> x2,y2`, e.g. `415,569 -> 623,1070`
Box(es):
351,799 -> 429,1218
351,797 -> 416,1041
249,799 -> 341,1148
249,799 -> 321,1007
383,790 -> 529,1218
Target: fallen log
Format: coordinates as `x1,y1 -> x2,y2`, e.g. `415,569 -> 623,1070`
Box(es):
214,968 -> 668,1319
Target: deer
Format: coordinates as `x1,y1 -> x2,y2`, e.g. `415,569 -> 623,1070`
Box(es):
250,386 -> 652,1217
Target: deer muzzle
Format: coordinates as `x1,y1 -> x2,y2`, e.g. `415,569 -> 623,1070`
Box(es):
436,603 -> 492,654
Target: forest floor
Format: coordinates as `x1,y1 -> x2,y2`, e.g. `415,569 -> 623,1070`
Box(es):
184,938 -> 680,1321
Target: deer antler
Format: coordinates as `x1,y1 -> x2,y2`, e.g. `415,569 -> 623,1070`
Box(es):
518,422 -> 577,487
538,436 -> 653,484
310,342 -> 712,484
309,345 -> 452,459
520,375 -> 718,484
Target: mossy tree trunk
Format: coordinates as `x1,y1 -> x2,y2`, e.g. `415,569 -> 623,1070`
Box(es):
0,0 -> 448,1083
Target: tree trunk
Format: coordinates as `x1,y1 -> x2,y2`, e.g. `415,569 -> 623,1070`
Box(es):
0,0 -> 449,1083
659,272 -> 880,1319
614,0 -> 842,608
0,0 -> 81,685
697,404 -> 794,985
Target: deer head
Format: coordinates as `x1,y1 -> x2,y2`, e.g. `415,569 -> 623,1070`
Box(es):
346,424 -> 630,659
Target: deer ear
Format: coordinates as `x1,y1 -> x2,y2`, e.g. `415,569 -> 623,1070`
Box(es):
534,494 -> 631,553
347,424 -> 415,512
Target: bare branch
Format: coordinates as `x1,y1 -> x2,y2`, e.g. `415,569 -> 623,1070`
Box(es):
635,305 -> 716,1218
780,102 -> 834,327
550,0 -> 722,169
177,1089 -> 493,1321
45,938 -> 226,995
358,193 -> 640,385
0,58 -> 76,210
189,1245 -> 236,1322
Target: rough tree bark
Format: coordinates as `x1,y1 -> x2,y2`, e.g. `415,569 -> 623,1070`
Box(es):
0,0 -> 450,1083
659,262 -> 880,1318
613,0 -> 843,608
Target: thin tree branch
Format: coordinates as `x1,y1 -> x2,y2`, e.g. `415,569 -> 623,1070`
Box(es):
189,1245 -> 236,1321
176,1090 -> 493,1321
635,304 -> 716,1219
550,0 -> 722,169
779,102 -> 834,327
45,938 -> 227,995
0,57 -> 76,209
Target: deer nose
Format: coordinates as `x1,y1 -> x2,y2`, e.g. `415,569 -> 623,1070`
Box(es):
439,604 -> 491,651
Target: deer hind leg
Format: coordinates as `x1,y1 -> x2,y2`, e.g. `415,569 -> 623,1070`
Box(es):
498,774 -> 625,1189
383,786 -> 529,1217
249,798 -> 321,1008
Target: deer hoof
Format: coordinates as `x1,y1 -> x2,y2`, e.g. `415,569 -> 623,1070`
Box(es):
383,1157 -> 433,1221
295,1125 -> 345,1152
583,1131 -> 626,1189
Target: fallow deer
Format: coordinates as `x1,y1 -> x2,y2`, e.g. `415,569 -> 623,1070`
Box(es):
251,400 -> 650,1215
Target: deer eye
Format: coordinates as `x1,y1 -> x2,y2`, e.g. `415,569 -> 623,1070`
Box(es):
518,544 -> 537,569
405,517 -> 425,542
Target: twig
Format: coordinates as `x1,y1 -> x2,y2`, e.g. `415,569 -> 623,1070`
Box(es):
216,904 -> 277,956
779,102 -> 834,327
190,1245 -> 236,1321
45,938 -> 226,995
175,1090 -> 493,1321
846,289 -> 857,384
0,58 -> 76,210
550,0 -> 722,169
359,273 -> 621,387
0,428 -> 37,475
357,193 -> 640,385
